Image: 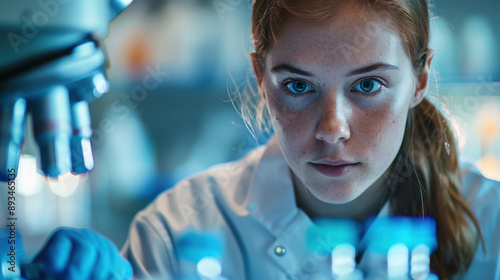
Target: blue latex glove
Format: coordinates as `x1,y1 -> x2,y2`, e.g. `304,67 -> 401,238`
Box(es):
23,228 -> 132,280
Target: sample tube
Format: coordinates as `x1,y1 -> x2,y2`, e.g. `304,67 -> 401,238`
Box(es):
176,231 -> 227,280
387,243 -> 409,280
331,244 -> 363,280
307,218 -> 362,280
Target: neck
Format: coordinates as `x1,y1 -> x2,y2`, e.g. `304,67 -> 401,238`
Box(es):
293,171 -> 390,222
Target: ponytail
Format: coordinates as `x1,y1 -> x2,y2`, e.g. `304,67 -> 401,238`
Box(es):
388,98 -> 484,279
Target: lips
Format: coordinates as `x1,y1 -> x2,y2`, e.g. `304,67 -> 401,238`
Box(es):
310,159 -> 359,177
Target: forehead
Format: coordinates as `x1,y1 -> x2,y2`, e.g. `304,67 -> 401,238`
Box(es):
265,6 -> 410,71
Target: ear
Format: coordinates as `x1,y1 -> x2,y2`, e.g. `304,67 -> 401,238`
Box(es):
250,52 -> 266,100
409,49 -> 435,109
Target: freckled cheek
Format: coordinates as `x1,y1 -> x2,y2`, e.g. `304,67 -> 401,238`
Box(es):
268,102 -> 315,152
271,107 -> 310,137
355,109 -> 406,161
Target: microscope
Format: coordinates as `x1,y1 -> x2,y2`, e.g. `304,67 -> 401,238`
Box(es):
0,0 -> 133,181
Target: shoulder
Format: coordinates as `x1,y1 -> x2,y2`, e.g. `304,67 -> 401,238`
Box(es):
459,158 -> 500,213
458,158 -> 500,279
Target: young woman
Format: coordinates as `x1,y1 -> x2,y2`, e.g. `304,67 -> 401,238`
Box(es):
31,0 -> 500,279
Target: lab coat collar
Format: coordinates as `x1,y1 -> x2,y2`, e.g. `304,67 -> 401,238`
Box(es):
245,136 -> 326,277
246,136 -> 299,237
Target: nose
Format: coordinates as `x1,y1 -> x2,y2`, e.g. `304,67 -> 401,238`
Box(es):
314,94 -> 351,144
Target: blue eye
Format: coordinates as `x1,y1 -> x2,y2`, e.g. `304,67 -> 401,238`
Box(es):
286,80 -> 313,94
353,79 -> 382,93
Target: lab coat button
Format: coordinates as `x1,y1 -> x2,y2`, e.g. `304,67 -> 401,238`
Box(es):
274,245 -> 286,256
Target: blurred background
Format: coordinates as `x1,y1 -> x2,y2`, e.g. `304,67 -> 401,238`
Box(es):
1,0 -> 499,260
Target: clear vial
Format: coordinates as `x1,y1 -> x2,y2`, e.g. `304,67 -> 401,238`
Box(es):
331,244 -> 363,280
387,243 -> 409,280
410,244 -> 431,280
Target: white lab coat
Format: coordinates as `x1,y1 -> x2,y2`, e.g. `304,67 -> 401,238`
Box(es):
121,137 -> 500,279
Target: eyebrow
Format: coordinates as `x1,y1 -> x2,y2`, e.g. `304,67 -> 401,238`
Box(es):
270,62 -> 399,77
346,63 -> 400,77
271,64 -> 315,77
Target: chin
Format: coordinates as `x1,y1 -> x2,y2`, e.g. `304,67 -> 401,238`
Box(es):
319,195 -> 357,205
312,185 -> 361,204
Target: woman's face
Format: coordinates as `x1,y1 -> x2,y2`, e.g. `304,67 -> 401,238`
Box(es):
255,5 -> 429,204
